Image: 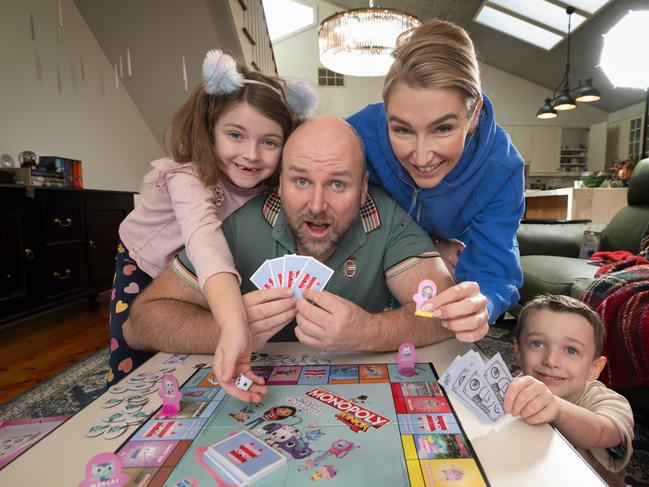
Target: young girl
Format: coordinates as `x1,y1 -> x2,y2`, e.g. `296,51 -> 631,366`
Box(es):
109,50 -> 317,400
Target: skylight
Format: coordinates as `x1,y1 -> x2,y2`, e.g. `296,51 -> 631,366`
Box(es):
488,0 -> 586,33
474,0 -> 613,50
475,5 -> 563,50
262,0 -> 316,42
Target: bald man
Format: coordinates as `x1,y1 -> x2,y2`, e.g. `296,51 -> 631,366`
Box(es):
125,116 -> 489,393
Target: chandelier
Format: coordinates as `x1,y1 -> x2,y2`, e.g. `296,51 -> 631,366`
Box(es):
318,1 -> 420,77
536,6 -> 601,120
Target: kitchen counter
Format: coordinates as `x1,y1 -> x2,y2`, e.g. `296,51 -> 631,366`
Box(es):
524,187 -> 628,222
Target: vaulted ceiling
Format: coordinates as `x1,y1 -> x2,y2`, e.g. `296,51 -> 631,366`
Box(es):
330,0 -> 648,112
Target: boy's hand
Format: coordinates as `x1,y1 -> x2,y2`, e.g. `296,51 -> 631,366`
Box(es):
503,376 -> 559,425
213,326 -> 267,403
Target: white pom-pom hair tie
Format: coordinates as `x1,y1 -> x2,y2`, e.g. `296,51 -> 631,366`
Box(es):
202,49 -> 244,95
201,49 -> 318,119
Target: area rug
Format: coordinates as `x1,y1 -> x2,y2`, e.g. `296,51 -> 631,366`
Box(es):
1,328 -> 647,485
0,348 -> 109,421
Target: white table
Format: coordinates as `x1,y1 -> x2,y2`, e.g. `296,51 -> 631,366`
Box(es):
0,341 -> 605,486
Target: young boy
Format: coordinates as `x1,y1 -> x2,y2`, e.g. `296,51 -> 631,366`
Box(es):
504,294 -> 634,486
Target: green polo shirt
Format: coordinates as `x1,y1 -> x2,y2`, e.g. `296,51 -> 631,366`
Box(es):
173,185 -> 437,341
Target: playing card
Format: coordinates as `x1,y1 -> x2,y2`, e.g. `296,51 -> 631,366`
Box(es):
292,258 -> 334,298
267,257 -> 286,288
283,254 -> 310,287
250,260 -> 274,289
460,364 -> 504,423
482,353 -> 513,405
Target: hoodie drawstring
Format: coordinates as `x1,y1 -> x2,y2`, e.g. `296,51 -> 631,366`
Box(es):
402,187 -> 420,226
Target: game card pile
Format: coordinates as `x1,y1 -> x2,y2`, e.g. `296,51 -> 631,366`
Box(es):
250,255 -> 333,298
439,351 -> 513,424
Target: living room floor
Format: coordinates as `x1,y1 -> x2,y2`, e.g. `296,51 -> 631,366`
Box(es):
0,293 -> 109,404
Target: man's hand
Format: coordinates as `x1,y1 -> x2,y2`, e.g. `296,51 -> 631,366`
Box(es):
243,288 -> 297,350
503,375 -> 560,425
213,326 -> 267,403
294,289 -> 370,351
422,281 -> 489,342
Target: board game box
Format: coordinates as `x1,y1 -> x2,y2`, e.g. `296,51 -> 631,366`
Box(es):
113,362 -> 489,486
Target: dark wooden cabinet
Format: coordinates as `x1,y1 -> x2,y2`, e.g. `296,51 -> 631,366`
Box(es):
0,186 -> 135,325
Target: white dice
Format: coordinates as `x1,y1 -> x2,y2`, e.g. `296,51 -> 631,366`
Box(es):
235,373 -> 253,391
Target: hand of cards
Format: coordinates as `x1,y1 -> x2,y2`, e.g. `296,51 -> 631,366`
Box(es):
439,350 -> 513,424
250,255 -> 334,298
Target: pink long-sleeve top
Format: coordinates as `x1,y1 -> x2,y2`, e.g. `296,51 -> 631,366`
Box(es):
119,158 -> 264,289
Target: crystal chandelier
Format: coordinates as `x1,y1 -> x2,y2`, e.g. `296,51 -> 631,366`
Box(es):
318,1 -> 420,77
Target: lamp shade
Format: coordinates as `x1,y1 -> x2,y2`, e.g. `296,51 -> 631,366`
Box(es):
318,7 -> 420,77
575,78 -> 601,102
537,98 -> 558,119
600,11 -> 649,89
552,91 -> 577,111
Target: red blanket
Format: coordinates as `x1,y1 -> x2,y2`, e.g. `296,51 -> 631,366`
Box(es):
582,262 -> 649,388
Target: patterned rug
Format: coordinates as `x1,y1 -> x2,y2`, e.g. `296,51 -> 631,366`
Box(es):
1,327 -> 647,485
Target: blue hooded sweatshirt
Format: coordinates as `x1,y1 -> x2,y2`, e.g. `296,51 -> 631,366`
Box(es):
347,95 -> 524,321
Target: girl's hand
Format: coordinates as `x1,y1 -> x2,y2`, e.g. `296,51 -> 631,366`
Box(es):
213,325 -> 267,403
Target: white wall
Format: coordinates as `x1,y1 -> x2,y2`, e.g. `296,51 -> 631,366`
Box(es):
273,0 -> 610,128
0,0 -> 164,192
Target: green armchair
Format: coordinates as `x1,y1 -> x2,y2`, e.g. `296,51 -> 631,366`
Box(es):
512,159 -> 649,317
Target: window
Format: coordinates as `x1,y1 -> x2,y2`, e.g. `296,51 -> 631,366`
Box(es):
629,117 -> 642,159
318,68 -> 344,87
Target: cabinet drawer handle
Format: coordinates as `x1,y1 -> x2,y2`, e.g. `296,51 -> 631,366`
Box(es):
25,248 -> 34,259
53,269 -> 72,280
88,240 -> 96,250
54,217 -> 72,227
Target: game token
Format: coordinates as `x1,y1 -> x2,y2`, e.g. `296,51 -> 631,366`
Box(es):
101,397 -> 124,409
157,366 -> 176,373
121,403 -> 142,414
108,383 -> 128,394
235,373 -> 253,391
159,374 -> 182,418
126,375 -> 146,384
396,342 -> 417,377
102,412 -> 127,423
126,394 -> 149,405
80,452 -> 130,487
139,383 -> 160,395
125,411 -> 150,424
128,381 -> 154,391
84,423 -> 109,438
103,422 -> 129,440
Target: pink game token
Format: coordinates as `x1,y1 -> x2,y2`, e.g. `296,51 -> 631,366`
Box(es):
396,342 -> 417,377
413,279 -> 437,318
158,374 -> 182,418
79,452 -> 129,487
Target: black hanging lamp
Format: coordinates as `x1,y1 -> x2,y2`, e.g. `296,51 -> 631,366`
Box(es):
536,7 -> 601,119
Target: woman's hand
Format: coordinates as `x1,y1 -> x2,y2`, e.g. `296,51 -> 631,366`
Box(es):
432,236 -> 465,276
421,281 -> 489,342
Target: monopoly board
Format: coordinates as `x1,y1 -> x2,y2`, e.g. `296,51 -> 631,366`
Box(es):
113,362 -> 489,486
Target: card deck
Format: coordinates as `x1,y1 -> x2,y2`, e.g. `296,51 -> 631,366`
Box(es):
440,351 -> 513,424
249,254 -> 334,298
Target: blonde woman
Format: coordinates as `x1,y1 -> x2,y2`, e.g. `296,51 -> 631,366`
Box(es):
348,19 -> 524,326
